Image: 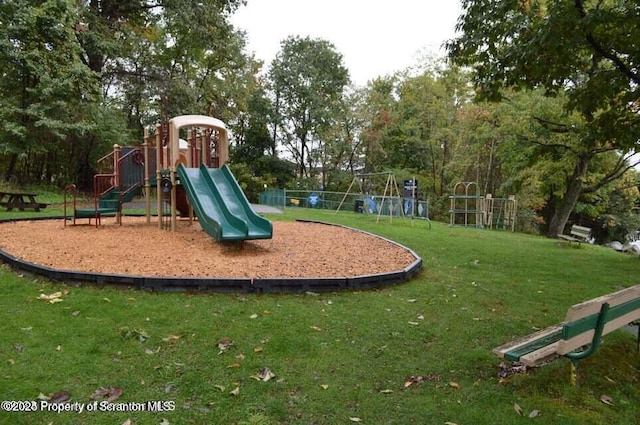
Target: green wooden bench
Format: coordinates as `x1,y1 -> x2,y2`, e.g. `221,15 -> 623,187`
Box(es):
558,224 -> 591,246
494,284 -> 640,384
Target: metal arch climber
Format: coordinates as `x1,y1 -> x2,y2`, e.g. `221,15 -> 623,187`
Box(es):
448,181 -> 517,230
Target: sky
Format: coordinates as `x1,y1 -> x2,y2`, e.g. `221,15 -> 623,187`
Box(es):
230,0 -> 463,86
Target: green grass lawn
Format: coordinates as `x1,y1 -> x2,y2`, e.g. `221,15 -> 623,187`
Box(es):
1,206 -> 640,424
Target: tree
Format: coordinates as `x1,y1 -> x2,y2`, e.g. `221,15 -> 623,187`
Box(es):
390,69 -> 463,198
314,88 -> 368,191
79,0 -> 248,127
229,73 -> 296,193
447,0 -> 640,237
359,76 -> 398,175
0,0 -> 252,188
232,82 -> 274,163
0,0 -> 101,185
356,63 -> 469,202
268,35 -> 349,179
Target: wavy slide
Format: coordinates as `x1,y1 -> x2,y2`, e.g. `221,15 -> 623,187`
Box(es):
177,163 -> 273,241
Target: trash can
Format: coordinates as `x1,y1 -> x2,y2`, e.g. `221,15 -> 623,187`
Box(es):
354,200 -> 364,213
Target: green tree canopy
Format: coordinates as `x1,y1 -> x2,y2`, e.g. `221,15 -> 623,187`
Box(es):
0,0 -> 250,187
447,0 -> 640,236
268,35 -> 349,179
0,0 -> 101,184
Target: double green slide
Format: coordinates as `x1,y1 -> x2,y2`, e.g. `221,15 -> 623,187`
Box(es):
177,163 -> 273,241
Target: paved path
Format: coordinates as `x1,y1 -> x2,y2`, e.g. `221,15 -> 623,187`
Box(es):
252,204 -> 282,214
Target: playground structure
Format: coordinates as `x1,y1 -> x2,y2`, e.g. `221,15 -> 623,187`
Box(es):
336,172 -> 403,222
19,116 -> 425,293
335,172 -> 430,225
449,181 -> 517,231
63,115 -> 272,241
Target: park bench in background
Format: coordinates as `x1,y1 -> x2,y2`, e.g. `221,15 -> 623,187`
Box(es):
494,284 -> 640,384
558,224 -> 591,246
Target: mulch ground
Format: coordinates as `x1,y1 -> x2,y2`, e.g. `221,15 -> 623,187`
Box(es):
0,217 -> 417,279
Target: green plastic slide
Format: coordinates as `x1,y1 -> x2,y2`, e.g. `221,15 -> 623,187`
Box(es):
177,163 -> 273,241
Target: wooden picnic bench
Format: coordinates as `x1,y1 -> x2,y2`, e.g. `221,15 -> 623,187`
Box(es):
494,284 -> 640,384
558,224 -> 591,246
0,191 -> 47,212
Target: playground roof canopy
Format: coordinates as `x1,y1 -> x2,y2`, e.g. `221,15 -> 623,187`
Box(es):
168,114 -> 229,168
169,114 -> 227,132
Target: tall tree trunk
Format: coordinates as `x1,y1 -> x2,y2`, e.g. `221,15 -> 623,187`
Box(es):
546,154 -> 591,238
271,91 -> 280,157
484,138 -> 496,195
439,140 -> 448,197
4,154 -> 18,182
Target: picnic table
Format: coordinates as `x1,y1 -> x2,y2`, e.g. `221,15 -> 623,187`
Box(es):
0,191 -> 47,212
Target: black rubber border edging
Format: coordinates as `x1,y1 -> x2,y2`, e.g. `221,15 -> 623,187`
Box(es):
0,217 -> 422,293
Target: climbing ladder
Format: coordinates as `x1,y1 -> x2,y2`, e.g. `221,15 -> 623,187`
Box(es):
64,146 -> 145,227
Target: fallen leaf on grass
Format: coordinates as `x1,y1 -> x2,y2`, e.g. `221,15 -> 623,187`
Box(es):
379,389 -> 393,394
600,395 -> 614,406
311,326 -> 322,331
91,387 -> 123,403
444,422 -> 458,425
404,380 -> 415,388
120,327 -> 149,342
49,390 -> 71,404
449,382 -> 460,389
122,420 -> 132,425
162,334 -> 181,342
498,362 -> 529,379
320,384 -> 329,390
529,409 -> 541,418
349,417 -> 362,422
38,292 -> 63,303
403,374 -> 442,387
217,338 -> 234,354
514,402 -> 524,416
230,387 -> 240,396
251,367 -> 276,382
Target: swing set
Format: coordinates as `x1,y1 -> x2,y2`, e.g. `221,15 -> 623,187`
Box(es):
336,172 -> 403,222
335,172 -> 430,229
